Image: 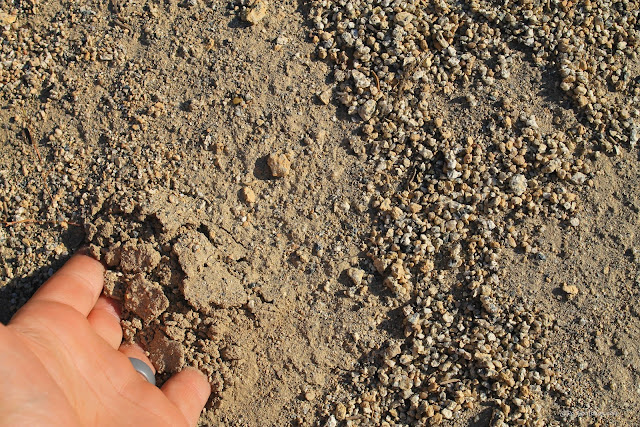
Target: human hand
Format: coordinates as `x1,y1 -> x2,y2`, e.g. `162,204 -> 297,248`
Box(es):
0,253 -> 210,426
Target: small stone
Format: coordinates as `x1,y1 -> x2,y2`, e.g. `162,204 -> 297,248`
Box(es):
576,95 -> 589,107
373,257 -> 390,274
0,11 -> 17,26
562,283 -> 579,295
242,187 -> 257,204
267,153 -> 292,177
325,416 -> 338,427
358,99 -> 376,121
242,0 -> 268,25
395,11 -> 414,27
571,172 -> 587,185
335,403 -> 347,421
317,89 -> 332,105
569,218 -> 580,227
347,268 -> 365,286
409,203 -> 422,213
304,390 -> 316,401
351,70 -> 371,88
391,206 -> 404,220
441,408 -> 453,419
509,174 -> 528,196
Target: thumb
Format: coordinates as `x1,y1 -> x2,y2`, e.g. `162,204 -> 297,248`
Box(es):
161,368 -> 210,426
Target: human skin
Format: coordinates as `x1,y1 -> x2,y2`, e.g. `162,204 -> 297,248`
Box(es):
0,254 -> 210,426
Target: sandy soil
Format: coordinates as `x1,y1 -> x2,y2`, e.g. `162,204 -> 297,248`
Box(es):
1,1 -> 639,426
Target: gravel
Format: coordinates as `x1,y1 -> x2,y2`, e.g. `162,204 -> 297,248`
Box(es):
307,0 -> 638,424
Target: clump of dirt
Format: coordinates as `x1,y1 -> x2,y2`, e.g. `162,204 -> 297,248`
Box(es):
86,189 -> 251,385
83,183 -> 381,425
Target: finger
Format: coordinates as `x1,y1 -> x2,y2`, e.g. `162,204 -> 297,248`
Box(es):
24,253 -> 104,317
119,343 -> 156,374
87,296 -> 122,349
161,368 -> 211,426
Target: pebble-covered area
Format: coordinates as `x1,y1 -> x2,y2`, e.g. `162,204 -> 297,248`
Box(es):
308,0 -> 638,425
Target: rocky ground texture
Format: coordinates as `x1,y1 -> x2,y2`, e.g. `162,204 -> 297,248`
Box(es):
1,0 -> 639,426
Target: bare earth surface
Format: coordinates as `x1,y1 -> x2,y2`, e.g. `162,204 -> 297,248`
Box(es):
1,1 -> 639,426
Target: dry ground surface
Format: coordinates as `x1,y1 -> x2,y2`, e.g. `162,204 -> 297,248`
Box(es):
1,0 -> 639,426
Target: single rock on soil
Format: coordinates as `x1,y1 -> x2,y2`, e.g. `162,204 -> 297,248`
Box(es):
242,187 -> 257,204
242,0 -> 268,25
347,267 -> 365,286
317,89 -> 332,105
562,283 -> 579,295
267,153 -> 292,177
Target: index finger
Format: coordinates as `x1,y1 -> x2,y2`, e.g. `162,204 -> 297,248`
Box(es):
20,253 -> 105,318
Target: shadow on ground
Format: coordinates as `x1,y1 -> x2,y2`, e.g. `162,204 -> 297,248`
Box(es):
0,262 -> 62,324
0,227 -> 84,324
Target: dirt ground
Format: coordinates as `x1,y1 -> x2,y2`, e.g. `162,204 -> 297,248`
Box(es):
1,1 -> 639,426
501,148 -> 640,424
